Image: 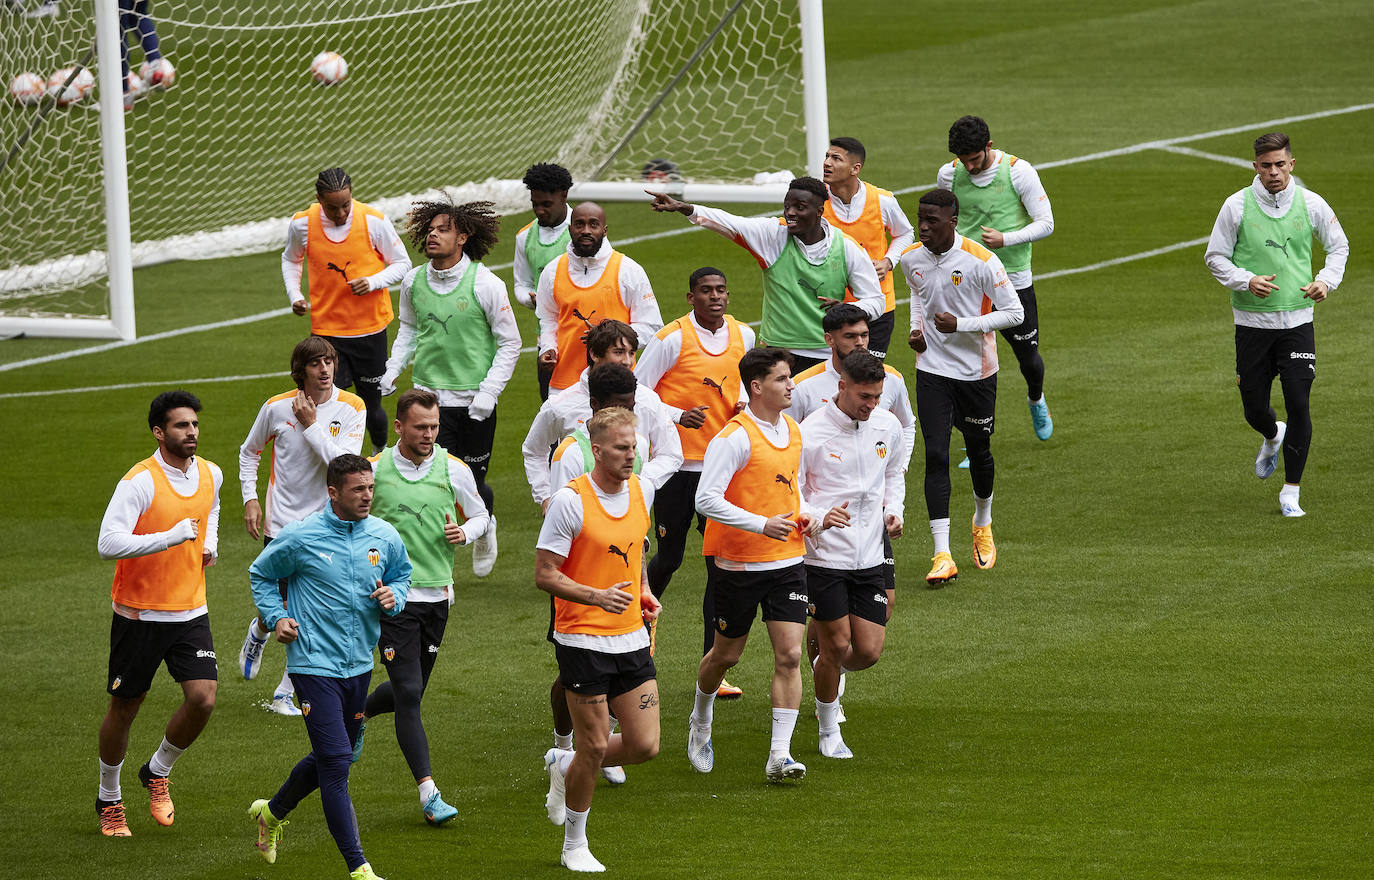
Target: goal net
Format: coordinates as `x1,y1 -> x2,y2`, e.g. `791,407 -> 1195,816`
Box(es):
1,0 -> 822,338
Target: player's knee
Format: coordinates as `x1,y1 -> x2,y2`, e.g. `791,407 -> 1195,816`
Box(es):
625,731 -> 660,764
392,677 -> 423,708
849,645 -> 881,670
774,643 -> 803,672
185,683 -> 216,717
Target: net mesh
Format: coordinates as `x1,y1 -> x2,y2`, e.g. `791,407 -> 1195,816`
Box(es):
0,0 -> 805,324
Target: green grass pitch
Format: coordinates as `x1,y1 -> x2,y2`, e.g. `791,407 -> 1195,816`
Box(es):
2,1 -> 1372,878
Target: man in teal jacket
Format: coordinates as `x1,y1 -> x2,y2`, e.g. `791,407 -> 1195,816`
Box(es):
246,453 -> 410,880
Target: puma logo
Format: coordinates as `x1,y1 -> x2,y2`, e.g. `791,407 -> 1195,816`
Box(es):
702,376 -> 727,399
426,312 -> 452,333
326,261 -> 351,282
1264,238 -> 1289,258
828,452 -> 842,462
571,307 -> 597,329
796,277 -> 824,297
396,503 -> 426,525
607,544 -> 630,568
775,473 -> 793,491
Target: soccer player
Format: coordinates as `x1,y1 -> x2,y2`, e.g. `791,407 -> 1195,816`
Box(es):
1204,132 -> 1348,517
939,116 -> 1056,442
535,202 -> 663,393
380,196 -> 519,577
634,266 -> 754,698
799,350 -> 906,759
247,454 -> 410,880
899,189 -> 1023,586
821,137 -> 915,357
648,178 -> 884,372
95,390 -> 222,836
515,163 -> 574,401
282,167 -> 413,452
354,390 -> 489,825
239,336 -> 365,715
523,319 -> 683,512
689,348 -> 847,781
537,407 -> 662,873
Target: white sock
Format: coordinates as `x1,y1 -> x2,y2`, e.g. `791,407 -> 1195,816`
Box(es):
691,686 -> 716,729
250,618 -> 270,640
554,730 -> 573,750
816,698 -> 840,736
1266,421 -> 1287,447
1280,483 -> 1300,503
418,778 -> 438,805
973,493 -> 993,528
769,707 -> 799,754
930,517 -> 951,555
98,758 -> 123,802
275,668 -> 294,697
147,736 -> 185,777
1028,394 -> 1043,405
563,806 -> 589,851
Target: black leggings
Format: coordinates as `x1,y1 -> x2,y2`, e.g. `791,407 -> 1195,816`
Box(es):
999,285 -> 1045,401
1236,323 -> 1315,485
916,371 -> 996,520
364,602 -> 448,782
647,470 -> 703,599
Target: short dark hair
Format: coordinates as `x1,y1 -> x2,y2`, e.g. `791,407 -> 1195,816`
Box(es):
395,388 -> 439,423
290,335 -> 336,388
947,116 -> 991,155
522,163 -> 573,193
919,188 -> 959,215
316,167 -> 352,194
327,453 -> 373,489
787,176 -> 829,204
739,347 -> 791,388
585,319 -> 639,365
829,136 -> 866,164
149,390 -> 201,431
839,349 -> 885,386
1253,132 -> 1291,156
587,362 -> 637,402
689,266 -> 727,289
822,303 -> 869,334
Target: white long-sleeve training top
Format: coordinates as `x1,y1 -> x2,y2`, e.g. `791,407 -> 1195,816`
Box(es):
381,256 -> 524,407
936,150 -> 1054,290
533,237 -> 663,354
513,214 -> 572,309
280,202 -> 412,317
1204,175 -> 1348,330
825,181 -> 916,268
900,234 -> 1023,381
800,401 -> 906,571
790,356 -> 916,473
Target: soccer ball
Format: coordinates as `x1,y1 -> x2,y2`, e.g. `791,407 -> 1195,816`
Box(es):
310,51 -> 348,85
123,72 -> 147,111
47,66 -> 95,107
8,72 -> 45,106
138,58 -> 176,89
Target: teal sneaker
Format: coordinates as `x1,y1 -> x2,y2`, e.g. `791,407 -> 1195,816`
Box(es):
422,791 -> 458,826
1029,397 -> 1053,440
351,720 -> 367,764
249,798 -> 287,864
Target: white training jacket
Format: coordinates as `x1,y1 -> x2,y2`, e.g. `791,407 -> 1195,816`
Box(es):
936,150 -> 1055,290
900,234 -> 1023,382
521,370 -> 684,504
789,356 -> 916,473
799,401 -> 905,571
239,386 -> 366,538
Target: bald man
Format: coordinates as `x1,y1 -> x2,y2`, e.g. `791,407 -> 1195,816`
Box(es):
534,203 -> 664,393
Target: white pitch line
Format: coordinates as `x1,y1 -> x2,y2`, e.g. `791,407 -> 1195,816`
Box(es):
5,101 -> 1370,377
12,235 -> 1206,398
1155,145 -> 1255,169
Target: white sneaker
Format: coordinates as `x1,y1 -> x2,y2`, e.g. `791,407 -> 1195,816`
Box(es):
239,618 -> 267,680
599,765 -> 626,785
819,731 -> 854,759
1255,421 -> 1286,479
764,753 -> 806,782
544,747 -> 568,826
1280,495 -> 1305,518
687,723 -> 714,773
268,692 -> 301,716
473,516 -> 497,577
560,844 -> 606,873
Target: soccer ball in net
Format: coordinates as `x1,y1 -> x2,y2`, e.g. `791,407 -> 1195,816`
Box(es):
47,66 -> 95,107
138,58 -> 176,89
8,72 -> 45,106
310,51 -> 348,85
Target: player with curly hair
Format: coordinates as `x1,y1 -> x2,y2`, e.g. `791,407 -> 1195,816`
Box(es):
381,194 -> 521,577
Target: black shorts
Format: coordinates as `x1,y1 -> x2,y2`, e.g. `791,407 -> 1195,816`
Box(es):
916,370 -> 998,441
708,561 -> 808,639
378,599 -> 449,666
881,529 -> 895,592
325,330 -> 388,393
554,643 -> 656,698
107,612 -> 217,698
806,564 -> 889,626
866,309 -> 895,358
1235,323 -> 1316,390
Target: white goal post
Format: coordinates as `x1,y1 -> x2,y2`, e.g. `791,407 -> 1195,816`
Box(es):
0,0 -> 827,340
